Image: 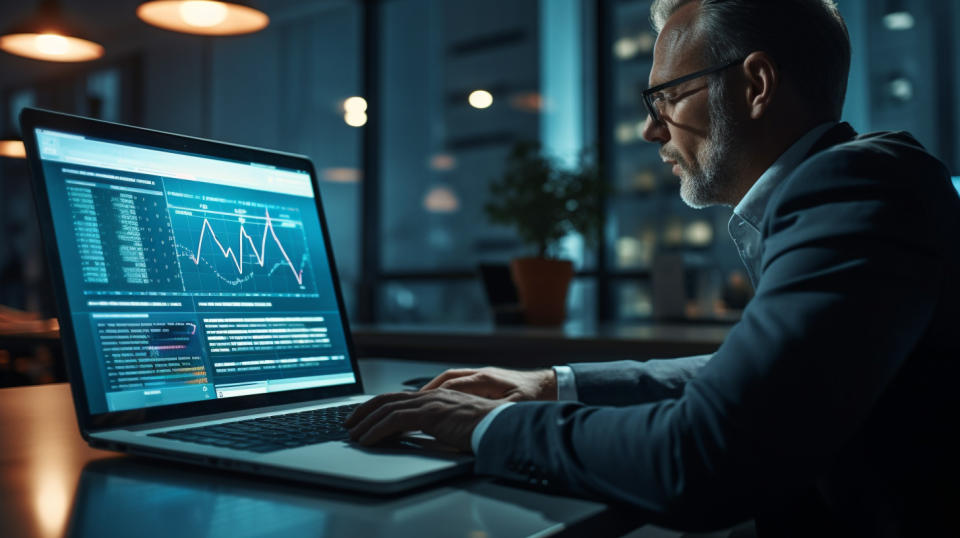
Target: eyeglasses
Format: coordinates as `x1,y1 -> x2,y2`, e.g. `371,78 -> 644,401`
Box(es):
641,57 -> 745,124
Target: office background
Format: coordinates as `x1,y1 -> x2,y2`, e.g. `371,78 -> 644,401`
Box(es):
0,0 -> 957,329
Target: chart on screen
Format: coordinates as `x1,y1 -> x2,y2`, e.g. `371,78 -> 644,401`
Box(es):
167,195 -> 317,296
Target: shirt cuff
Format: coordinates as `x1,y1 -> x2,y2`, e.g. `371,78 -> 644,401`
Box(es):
552,365 -> 579,401
470,402 -> 515,454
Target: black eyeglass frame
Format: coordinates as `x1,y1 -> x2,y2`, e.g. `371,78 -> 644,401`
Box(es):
641,57 -> 746,124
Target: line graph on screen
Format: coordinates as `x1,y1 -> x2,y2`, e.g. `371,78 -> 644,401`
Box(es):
169,205 -> 316,294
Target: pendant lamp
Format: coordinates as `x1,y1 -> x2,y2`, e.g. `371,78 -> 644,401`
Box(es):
0,139 -> 26,159
0,0 -> 104,62
137,1 -> 269,35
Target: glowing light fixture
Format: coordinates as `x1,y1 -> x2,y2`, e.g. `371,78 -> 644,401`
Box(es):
888,77 -> 913,102
342,96 -> 367,127
468,90 -> 493,109
428,153 -> 456,171
137,1 -> 269,36
0,139 -> 27,159
423,186 -> 460,213
179,1 -> 228,27
882,11 -> 914,31
0,0 -> 104,62
509,92 -> 543,113
882,0 -> 914,31
613,37 -> 640,60
684,220 -> 714,247
344,112 -> 367,127
322,167 -> 361,183
343,96 -> 367,114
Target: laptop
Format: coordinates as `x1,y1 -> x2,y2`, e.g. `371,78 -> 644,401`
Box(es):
19,107 -> 473,494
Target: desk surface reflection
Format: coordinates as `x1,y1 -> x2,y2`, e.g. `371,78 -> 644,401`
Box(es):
0,359 -> 639,538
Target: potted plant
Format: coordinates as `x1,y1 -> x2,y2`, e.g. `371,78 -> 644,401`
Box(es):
484,141 -> 604,326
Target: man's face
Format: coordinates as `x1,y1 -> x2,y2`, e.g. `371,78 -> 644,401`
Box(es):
641,3 -> 740,208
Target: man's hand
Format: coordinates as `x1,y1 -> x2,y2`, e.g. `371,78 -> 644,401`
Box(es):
343,388 -> 507,451
419,367 -> 558,401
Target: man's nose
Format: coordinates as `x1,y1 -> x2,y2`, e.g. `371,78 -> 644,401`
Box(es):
640,114 -> 669,144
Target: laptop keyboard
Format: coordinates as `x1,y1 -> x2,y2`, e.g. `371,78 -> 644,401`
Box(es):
149,403 -> 360,453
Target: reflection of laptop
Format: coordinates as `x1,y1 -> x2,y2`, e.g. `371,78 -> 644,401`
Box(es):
71,459 -> 336,536
21,108 -> 472,493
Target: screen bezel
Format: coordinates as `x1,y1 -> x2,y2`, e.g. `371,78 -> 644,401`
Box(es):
20,107 -> 365,433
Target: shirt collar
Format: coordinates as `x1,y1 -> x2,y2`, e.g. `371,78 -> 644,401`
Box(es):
732,122 -> 837,229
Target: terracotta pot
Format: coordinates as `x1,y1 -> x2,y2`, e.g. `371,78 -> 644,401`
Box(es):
510,257 -> 574,326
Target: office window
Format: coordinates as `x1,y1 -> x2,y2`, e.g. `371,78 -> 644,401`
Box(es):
372,0 -> 595,324
601,0 -> 746,322
853,0 -> 957,172
191,3 -> 363,317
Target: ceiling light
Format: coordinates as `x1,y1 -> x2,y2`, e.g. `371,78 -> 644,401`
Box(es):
468,90 -> 493,109
888,77 -> 913,102
0,140 -> 26,159
179,1 -> 228,27
0,0 -> 104,62
613,37 -> 639,60
343,96 -> 367,114
428,153 -> 456,171
684,220 -> 714,247
344,110 -> 367,127
423,186 -> 460,213
322,167 -> 361,183
882,11 -> 914,31
137,1 -> 269,36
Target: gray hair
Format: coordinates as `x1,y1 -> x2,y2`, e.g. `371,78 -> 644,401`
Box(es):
650,0 -> 851,121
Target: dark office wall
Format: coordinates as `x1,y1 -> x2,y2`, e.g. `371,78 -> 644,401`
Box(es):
0,1 -> 363,315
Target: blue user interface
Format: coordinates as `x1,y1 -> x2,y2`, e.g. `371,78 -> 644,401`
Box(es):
35,128 -> 355,414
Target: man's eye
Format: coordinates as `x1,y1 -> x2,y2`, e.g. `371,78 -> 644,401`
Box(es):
652,92 -> 674,105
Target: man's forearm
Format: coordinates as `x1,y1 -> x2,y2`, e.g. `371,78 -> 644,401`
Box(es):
568,355 -> 712,406
472,358 -> 710,453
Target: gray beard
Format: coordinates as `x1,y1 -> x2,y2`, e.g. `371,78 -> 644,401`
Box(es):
677,78 -> 739,208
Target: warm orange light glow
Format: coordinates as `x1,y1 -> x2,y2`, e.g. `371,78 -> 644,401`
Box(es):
424,186 -> 460,213
322,167 -> 362,183
35,34 -> 67,54
509,92 -> 543,112
180,1 -> 228,27
137,1 -> 269,35
428,153 -> 456,171
33,459 -> 71,538
0,33 -> 103,62
0,140 -> 27,159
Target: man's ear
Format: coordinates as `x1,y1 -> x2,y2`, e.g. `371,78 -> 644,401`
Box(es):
742,51 -> 778,120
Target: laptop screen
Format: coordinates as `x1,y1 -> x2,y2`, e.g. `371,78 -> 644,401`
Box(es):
33,127 -> 355,414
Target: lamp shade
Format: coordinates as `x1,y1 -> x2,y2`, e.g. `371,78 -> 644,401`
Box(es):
0,0 -> 104,62
137,1 -> 269,36
0,139 -> 27,159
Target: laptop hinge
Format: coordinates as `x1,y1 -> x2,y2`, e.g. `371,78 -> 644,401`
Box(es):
118,394 -> 368,432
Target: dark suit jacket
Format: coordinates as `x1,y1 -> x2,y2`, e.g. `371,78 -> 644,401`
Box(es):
475,124 -> 960,536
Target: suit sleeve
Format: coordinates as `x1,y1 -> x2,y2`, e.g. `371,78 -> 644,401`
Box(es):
568,355 -> 712,406
474,149 -> 945,529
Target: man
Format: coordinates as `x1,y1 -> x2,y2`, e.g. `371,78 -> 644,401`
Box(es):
346,0 -> 959,534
